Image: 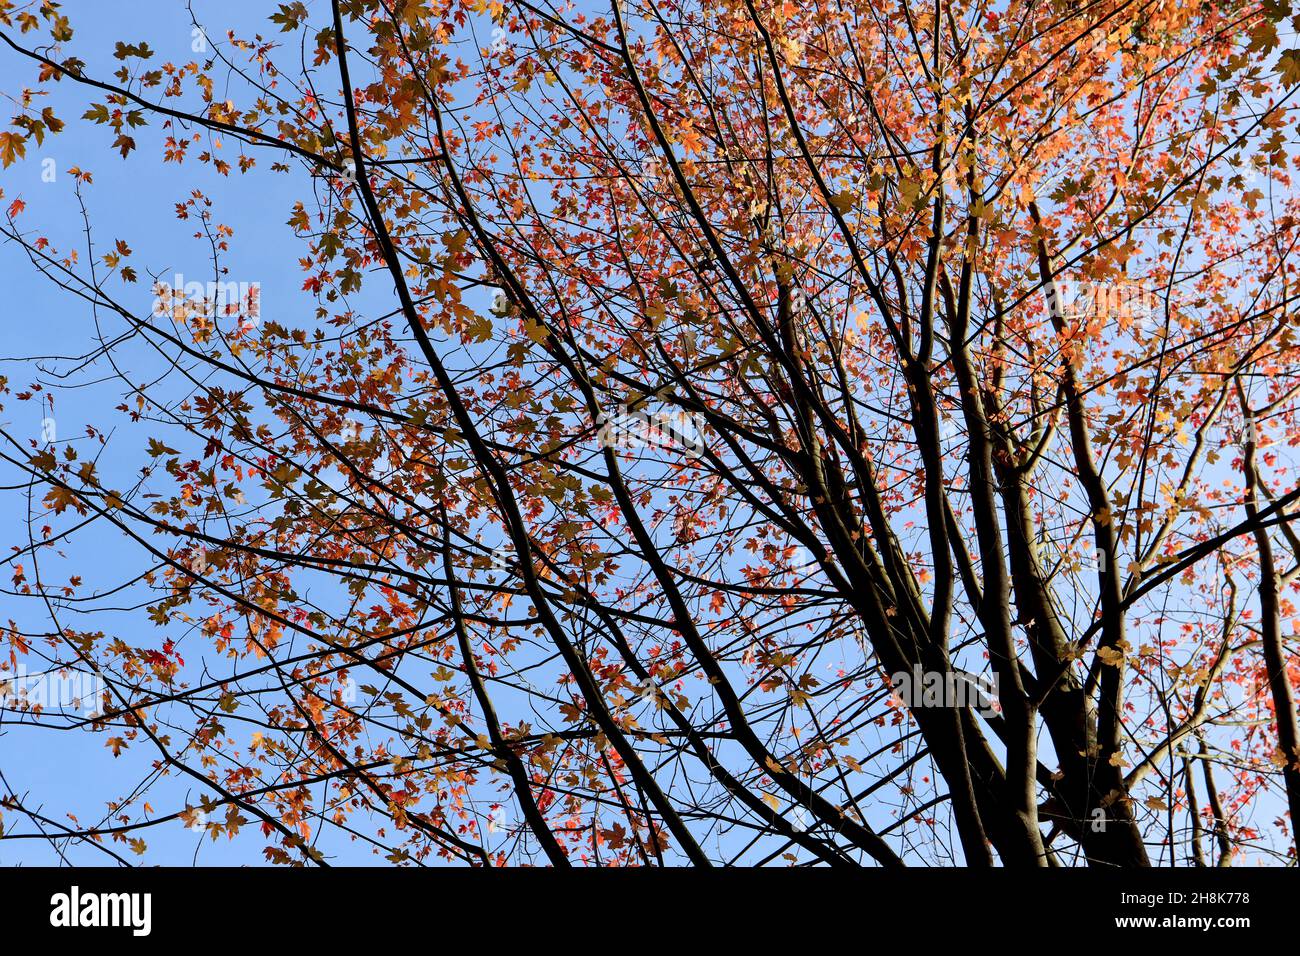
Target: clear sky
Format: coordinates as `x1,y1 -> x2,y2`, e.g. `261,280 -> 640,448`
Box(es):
1,0 -> 1293,868
0,0 -> 389,865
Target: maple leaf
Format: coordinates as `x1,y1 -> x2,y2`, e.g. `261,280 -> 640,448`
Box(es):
269,2 -> 308,32
1096,646 -> 1125,667
829,190 -> 856,215
677,127 -> 703,156
43,485 -> 80,514
1276,49 -> 1300,87
0,131 -> 25,168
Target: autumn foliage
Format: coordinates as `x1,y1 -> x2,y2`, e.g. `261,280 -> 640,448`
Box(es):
2,0 -> 1300,866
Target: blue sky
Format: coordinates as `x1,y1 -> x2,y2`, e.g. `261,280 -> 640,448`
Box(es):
0,0 -> 383,866
1,0 -> 1295,868
0,0 -> 948,863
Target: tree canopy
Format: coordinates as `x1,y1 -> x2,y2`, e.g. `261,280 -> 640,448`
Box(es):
2,0 -> 1300,867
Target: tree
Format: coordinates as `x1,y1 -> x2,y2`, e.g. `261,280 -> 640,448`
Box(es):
1,0 -> 1299,867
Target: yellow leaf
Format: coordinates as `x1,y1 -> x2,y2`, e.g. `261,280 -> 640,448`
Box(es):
1097,645 -> 1125,667
829,190 -> 856,215
0,132 -> 25,168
